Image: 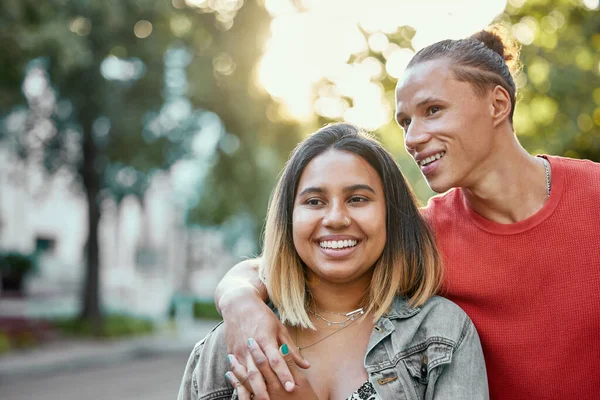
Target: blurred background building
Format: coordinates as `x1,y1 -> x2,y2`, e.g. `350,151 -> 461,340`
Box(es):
0,150 -> 237,319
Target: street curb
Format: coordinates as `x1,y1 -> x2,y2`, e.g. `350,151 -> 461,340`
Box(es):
0,322 -> 217,383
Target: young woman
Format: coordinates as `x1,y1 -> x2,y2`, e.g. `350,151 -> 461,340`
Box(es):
178,123 -> 488,400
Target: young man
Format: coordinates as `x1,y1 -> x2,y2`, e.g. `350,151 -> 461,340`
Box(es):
213,29 -> 600,399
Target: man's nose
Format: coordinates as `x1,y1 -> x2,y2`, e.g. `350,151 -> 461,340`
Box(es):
404,121 -> 431,152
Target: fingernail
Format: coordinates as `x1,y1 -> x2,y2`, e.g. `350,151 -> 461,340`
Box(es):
227,354 -> 234,365
284,381 -> 295,391
280,343 -> 289,355
247,338 -> 255,347
225,372 -> 231,381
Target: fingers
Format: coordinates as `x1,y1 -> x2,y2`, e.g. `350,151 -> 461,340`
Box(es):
278,344 -> 297,392
245,342 -> 270,400
228,351 -> 269,400
225,371 -> 254,400
256,339 -> 296,392
248,338 -> 278,385
277,330 -> 310,370
228,354 -> 252,393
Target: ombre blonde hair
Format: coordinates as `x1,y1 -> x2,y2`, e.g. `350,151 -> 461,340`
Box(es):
259,123 -> 442,329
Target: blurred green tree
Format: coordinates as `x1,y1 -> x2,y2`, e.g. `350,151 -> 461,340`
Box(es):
505,1 -> 600,161
1,0 -> 598,329
0,0 -> 301,329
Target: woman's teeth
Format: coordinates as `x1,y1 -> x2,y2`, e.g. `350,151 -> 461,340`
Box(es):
319,240 -> 357,249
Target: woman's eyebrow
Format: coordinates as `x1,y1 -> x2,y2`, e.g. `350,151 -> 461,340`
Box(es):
344,184 -> 376,194
298,184 -> 376,197
297,186 -> 325,197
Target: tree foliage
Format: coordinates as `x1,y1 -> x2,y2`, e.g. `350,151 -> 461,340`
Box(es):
0,0 -> 301,326
0,0 -> 598,326
311,1 -> 600,201
506,0 -> 600,161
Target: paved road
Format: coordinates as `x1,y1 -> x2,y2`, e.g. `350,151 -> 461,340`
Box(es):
0,352 -> 191,400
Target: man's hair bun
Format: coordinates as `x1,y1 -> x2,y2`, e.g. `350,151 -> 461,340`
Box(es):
470,25 -> 521,74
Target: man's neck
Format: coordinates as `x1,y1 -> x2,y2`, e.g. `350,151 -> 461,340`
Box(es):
461,146 -> 550,224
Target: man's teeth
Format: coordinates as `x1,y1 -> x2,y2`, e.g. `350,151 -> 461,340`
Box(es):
419,152 -> 445,167
319,240 -> 358,249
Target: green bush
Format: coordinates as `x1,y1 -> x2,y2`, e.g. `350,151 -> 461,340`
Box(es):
193,301 -> 221,321
0,332 -> 11,354
12,331 -> 37,348
0,252 -> 35,275
0,252 -> 36,292
168,298 -> 222,321
54,314 -> 154,338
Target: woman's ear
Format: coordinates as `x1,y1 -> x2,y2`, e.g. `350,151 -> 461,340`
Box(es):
490,85 -> 512,127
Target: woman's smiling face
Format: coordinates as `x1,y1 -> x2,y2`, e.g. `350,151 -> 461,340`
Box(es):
292,149 -> 387,285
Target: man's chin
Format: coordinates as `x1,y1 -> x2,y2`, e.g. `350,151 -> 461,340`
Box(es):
425,178 -> 452,194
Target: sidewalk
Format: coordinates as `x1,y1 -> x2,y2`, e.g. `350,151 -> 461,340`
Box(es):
0,319 -> 219,383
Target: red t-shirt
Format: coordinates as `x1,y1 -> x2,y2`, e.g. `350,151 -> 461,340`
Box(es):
421,156 -> 600,399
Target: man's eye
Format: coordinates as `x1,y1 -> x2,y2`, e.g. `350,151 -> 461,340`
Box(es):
400,118 -> 411,130
428,106 -> 441,115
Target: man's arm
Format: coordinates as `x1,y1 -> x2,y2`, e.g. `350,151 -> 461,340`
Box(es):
215,259 -> 310,397
215,258 -> 267,314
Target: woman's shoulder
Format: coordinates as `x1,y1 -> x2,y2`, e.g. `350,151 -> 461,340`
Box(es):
178,322 -> 233,400
420,295 -> 470,317
389,296 -> 475,349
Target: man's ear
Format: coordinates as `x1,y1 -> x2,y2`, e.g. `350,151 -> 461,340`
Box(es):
490,85 -> 512,127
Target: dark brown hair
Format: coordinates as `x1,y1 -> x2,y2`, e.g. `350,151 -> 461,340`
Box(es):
407,26 -> 522,122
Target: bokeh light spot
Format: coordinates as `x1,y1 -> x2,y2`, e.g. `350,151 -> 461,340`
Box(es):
134,20 -> 153,39
581,0 -> 599,10
70,16 -> 92,36
513,16 -> 537,45
171,15 -> 193,37
213,53 -> 236,75
508,0 -> 526,8
575,47 -> 594,71
577,114 -> 594,132
592,107 -> 600,126
529,96 -> 558,126
185,0 -> 208,7
527,57 -> 550,86
368,32 -> 389,53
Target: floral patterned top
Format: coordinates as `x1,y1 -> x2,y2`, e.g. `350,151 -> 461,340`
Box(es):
346,381 -> 381,400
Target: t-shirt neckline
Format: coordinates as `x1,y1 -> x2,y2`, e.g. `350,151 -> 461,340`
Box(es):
459,155 -> 564,235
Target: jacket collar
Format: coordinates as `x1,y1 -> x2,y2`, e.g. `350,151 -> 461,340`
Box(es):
383,296 -> 421,320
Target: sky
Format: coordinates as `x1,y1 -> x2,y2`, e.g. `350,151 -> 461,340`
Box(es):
256,0 -> 509,129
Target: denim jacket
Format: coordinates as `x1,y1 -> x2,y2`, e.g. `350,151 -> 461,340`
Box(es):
178,296 -> 489,400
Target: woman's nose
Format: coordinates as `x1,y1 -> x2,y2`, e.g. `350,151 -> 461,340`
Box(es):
322,204 -> 350,229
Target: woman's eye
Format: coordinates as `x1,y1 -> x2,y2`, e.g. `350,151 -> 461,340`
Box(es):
306,199 -> 322,206
349,196 -> 367,203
